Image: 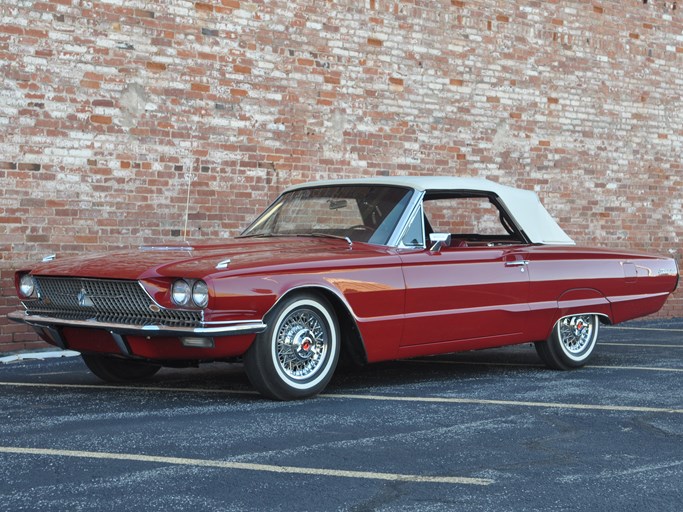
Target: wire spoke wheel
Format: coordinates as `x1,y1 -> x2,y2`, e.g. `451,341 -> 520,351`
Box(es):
275,308 -> 329,381
535,314 -> 600,370
244,293 -> 340,400
558,315 -> 595,357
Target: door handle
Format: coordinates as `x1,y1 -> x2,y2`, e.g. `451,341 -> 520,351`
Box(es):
505,260 -> 529,267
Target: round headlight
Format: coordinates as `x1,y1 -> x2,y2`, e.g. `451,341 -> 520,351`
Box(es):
19,274 -> 36,298
171,279 -> 191,306
192,280 -> 209,308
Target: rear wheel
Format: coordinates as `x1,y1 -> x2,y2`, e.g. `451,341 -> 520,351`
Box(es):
82,354 -> 161,382
244,293 -> 340,400
535,314 -> 599,370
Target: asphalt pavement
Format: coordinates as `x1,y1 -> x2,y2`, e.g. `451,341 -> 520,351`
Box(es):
0,319 -> 681,511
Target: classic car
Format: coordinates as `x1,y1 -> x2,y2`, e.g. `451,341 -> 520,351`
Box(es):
9,176 -> 680,400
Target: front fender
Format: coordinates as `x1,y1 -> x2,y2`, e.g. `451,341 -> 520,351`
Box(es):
210,266 -> 406,363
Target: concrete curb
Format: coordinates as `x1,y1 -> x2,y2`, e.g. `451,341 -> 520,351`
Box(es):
0,350 -> 80,365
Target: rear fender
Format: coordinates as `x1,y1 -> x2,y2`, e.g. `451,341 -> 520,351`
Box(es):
557,288 -> 612,318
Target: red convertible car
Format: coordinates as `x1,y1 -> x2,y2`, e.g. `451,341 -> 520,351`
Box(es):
10,177 -> 679,399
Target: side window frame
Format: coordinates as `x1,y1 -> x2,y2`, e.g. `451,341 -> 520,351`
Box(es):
397,201 -> 426,249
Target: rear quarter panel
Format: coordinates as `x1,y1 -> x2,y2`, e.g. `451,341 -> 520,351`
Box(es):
526,246 -> 678,340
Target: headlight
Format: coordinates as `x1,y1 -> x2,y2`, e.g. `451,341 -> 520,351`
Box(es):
192,280 -> 209,308
171,279 -> 191,306
19,274 -> 36,298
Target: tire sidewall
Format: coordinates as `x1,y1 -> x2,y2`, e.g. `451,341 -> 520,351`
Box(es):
269,297 -> 338,391
82,354 -> 160,382
244,293 -> 341,399
555,314 -> 599,365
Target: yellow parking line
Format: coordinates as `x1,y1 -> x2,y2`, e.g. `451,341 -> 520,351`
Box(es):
600,342 -> 683,348
589,365 -> 683,373
0,381 -> 680,414
0,446 -> 492,486
606,326 -> 683,332
405,359 -> 683,373
323,393 -> 683,414
0,381 -> 256,396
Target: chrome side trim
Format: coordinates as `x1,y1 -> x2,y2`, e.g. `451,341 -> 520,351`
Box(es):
555,312 -> 612,326
139,245 -> 194,252
8,311 -> 266,338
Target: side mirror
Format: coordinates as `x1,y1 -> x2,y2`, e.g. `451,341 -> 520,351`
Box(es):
429,233 -> 451,253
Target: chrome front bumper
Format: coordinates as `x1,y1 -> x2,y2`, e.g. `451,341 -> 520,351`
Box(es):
8,310 -> 267,338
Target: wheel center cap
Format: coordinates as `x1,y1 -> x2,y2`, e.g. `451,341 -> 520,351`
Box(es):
292,329 -> 315,360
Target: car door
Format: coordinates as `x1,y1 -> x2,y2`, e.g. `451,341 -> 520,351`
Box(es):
399,246 -> 530,347
397,194 -> 531,351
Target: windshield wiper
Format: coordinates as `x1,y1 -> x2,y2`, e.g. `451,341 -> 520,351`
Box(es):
236,233 -> 278,239
304,233 -> 353,246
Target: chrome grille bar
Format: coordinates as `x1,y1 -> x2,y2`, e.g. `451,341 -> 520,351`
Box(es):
25,277 -> 202,327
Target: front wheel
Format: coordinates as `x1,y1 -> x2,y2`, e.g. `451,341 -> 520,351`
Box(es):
535,314 -> 600,370
244,293 -> 340,400
82,354 -> 161,382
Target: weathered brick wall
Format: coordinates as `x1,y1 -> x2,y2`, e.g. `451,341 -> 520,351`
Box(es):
1,0 -> 681,352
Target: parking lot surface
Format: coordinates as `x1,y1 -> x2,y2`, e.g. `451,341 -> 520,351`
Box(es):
0,319 -> 681,511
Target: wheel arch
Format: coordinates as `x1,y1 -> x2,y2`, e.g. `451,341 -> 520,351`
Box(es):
552,287 -> 613,335
263,285 -> 368,366
543,311 -> 611,342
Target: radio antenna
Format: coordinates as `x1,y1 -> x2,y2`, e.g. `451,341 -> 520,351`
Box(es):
183,165 -> 195,241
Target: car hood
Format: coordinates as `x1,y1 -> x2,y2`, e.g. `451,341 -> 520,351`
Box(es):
28,238 -> 395,281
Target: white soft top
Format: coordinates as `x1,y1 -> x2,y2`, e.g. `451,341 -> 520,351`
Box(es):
286,176 -> 575,245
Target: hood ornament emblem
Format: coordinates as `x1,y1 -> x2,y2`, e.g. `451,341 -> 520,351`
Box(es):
77,288 -> 95,308
215,258 -> 231,270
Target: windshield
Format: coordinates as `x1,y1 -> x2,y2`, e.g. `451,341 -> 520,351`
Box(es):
241,185 -> 413,245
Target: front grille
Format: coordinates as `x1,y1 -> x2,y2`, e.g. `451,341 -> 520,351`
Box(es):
24,277 -> 202,327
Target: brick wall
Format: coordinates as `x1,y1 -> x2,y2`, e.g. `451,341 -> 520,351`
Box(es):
1,0 -> 681,352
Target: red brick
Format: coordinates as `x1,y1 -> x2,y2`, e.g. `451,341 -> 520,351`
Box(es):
80,79 -> 100,89
134,9 -> 155,18
90,115 -> 112,125
233,64 -> 251,74
146,61 -> 167,72
191,82 -> 210,92
195,2 -> 213,12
